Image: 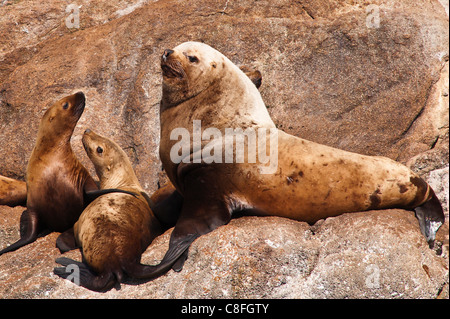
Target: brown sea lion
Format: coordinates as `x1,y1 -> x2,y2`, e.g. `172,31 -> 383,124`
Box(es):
142,41 -> 444,279
0,175 -> 27,207
54,130 -> 163,291
0,92 -> 131,256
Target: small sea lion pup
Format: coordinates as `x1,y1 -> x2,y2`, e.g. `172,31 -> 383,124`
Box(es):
147,41 -> 445,279
0,175 -> 27,207
0,92 -> 130,256
54,130 -> 163,291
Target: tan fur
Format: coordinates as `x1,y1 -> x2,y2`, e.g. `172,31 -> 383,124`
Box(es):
218,131 -> 427,223
25,92 -> 95,230
74,130 -> 161,275
160,42 -> 274,190
0,92 -> 101,256
0,175 -> 27,207
160,42 -> 431,224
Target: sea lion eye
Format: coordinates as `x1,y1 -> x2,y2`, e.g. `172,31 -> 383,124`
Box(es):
62,102 -> 69,110
96,146 -> 103,154
188,55 -> 199,63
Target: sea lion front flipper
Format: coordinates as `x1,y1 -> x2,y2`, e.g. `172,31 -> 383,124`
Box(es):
414,188 -> 445,247
56,228 -> 79,253
123,233 -> 199,281
83,177 -> 137,205
150,172 -> 232,274
171,249 -> 189,272
126,184 -> 231,279
0,210 -> 39,255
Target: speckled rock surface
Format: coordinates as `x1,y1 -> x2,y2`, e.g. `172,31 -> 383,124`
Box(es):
0,0 -> 448,299
0,207 -> 448,298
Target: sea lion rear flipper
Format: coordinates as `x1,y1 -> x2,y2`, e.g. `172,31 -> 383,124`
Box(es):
123,233 -> 198,280
84,188 -> 138,205
56,228 -> 79,253
0,210 -> 39,256
54,257 -> 116,292
414,188 -> 445,247
171,249 -> 189,272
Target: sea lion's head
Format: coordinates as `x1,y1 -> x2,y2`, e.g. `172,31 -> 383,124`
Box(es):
160,41 -> 263,109
82,129 -> 124,175
82,129 -> 139,188
40,92 -> 86,139
160,41 -> 226,107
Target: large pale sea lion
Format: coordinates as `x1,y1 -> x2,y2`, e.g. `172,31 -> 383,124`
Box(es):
54,130 -> 163,291
0,92 -> 131,256
149,42 -> 444,279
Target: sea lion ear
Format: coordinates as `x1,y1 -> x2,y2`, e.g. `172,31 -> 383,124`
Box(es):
246,70 -> 262,89
210,61 -> 217,69
239,65 -> 263,89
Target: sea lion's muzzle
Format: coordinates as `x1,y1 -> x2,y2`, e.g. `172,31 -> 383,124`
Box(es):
160,50 -> 186,79
73,91 -> 86,119
162,49 -> 174,62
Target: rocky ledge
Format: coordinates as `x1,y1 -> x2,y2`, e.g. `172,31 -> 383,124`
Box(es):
0,206 -> 448,298
0,0 -> 449,298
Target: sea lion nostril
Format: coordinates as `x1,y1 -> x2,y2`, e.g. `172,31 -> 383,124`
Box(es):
75,91 -> 85,102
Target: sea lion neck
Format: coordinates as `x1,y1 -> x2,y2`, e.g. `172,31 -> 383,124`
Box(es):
96,157 -> 142,191
161,67 -> 274,131
160,75 -> 221,113
32,130 -> 75,156
98,171 -> 141,191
